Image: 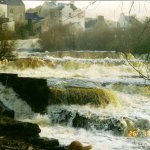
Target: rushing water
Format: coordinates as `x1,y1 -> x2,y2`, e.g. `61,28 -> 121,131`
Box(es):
0,50 -> 150,150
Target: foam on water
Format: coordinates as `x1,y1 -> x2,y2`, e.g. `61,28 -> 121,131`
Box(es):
0,49 -> 150,149
0,63 -> 144,82
0,83 -> 33,119
0,81 -> 150,150
16,39 -> 40,51
39,125 -> 150,150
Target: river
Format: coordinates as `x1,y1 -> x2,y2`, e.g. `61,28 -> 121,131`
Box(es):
0,50 -> 150,150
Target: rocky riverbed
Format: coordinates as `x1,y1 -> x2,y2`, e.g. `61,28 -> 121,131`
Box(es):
0,73 -> 92,150
0,74 -> 66,150
0,50 -> 149,150
0,100 -> 66,150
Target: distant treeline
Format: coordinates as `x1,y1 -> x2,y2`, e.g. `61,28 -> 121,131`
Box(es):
39,18 -> 150,54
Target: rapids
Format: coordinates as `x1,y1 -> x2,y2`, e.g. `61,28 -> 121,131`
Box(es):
0,49 -> 150,150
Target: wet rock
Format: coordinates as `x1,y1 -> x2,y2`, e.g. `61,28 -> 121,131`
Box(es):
54,145 -> 68,150
0,116 -> 41,138
0,137 -> 30,150
0,136 -> 60,150
0,73 -> 49,113
72,113 -> 130,135
68,141 -> 83,150
50,109 -> 74,125
50,109 -> 134,136
136,119 -> 150,129
50,110 -> 126,135
0,101 -> 14,118
49,87 -> 119,107
72,113 -> 91,130
68,141 -> 92,150
29,137 -> 59,149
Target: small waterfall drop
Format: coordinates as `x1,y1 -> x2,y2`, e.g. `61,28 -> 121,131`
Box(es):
0,83 -> 33,120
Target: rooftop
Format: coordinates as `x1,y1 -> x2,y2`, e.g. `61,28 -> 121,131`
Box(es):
0,0 -> 24,6
25,13 -> 43,21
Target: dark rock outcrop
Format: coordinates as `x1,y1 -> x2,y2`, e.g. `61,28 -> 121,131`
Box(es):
0,136 -> 64,150
54,145 -> 68,150
0,116 -> 64,150
49,109 -> 126,135
0,116 -> 41,137
72,113 -> 126,135
72,113 -> 91,130
0,101 -> 14,118
29,137 -> 59,149
50,109 -> 74,125
0,73 -> 49,113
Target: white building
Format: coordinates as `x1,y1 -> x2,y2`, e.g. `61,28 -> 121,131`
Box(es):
60,3 -> 85,30
0,0 -> 25,23
0,0 -> 25,31
1,18 -> 15,31
0,2 -> 7,17
39,1 -> 85,30
117,13 -> 140,29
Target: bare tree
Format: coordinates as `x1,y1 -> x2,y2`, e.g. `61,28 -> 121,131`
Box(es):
124,2 -> 150,81
39,24 -> 77,51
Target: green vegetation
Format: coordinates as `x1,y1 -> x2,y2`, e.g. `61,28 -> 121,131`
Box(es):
40,17 -> 150,54
15,22 -> 35,39
39,24 -> 77,51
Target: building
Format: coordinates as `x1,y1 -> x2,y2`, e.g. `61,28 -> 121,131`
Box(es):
117,13 -> 141,29
85,16 -> 107,30
106,20 -> 117,28
25,12 -> 49,34
27,5 -> 42,16
59,3 -> 85,30
39,1 -> 85,30
40,2 -> 61,28
0,17 -> 15,31
0,0 -> 25,23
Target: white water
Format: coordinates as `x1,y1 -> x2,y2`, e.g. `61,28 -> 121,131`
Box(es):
0,50 -> 150,150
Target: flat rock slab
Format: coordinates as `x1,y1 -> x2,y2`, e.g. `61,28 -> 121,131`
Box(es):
0,116 -> 41,137
0,137 -> 64,150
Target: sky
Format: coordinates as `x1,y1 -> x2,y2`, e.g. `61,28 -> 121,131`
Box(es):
23,1 -> 150,21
